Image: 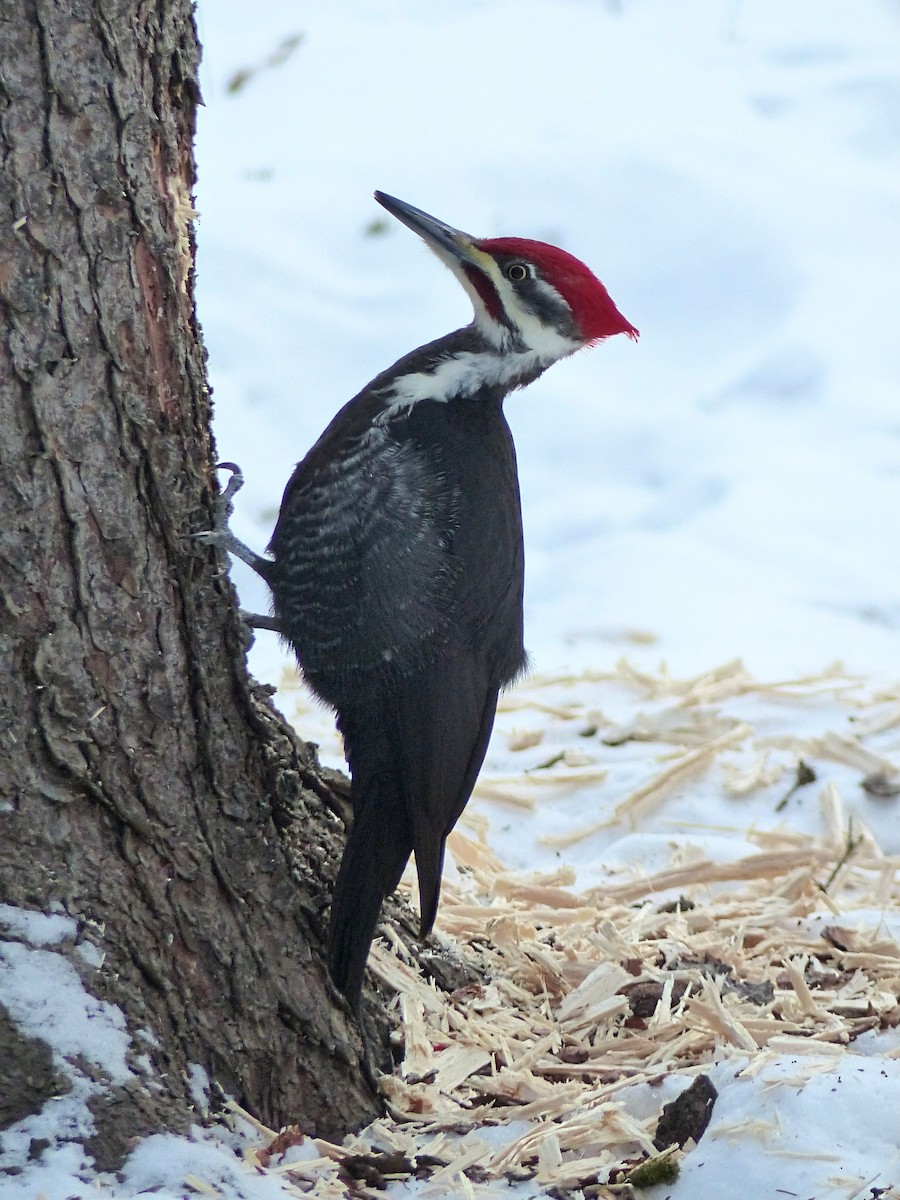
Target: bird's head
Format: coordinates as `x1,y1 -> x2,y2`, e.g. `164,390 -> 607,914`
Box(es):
375,191 -> 638,365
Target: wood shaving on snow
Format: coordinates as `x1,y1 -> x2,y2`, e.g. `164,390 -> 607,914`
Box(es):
244,659 -> 900,1197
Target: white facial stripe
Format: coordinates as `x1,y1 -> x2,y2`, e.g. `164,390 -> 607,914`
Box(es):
459,254 -> 581,362
498,274 -> 578,359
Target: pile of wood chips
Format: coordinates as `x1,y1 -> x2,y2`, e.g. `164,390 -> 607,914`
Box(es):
234,660 -> 900,1198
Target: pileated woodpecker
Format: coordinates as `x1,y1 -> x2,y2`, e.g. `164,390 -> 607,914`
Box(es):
204,193 -> 637,1010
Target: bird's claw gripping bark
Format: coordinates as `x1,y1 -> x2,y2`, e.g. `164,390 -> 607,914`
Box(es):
194,462 -> 272,579
194,461 -> 244,546
194,464 -> 283,637
215,461 -> 246,508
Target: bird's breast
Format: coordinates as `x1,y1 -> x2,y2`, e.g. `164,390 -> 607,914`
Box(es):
268,394 -> 525,702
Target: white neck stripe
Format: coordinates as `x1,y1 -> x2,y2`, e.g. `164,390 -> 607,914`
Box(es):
375,347 -> 554,422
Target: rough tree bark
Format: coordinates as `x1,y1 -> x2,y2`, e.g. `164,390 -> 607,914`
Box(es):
0,0 -> 380,1167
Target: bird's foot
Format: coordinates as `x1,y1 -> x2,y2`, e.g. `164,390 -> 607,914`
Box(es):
194,461 -> 273,580
240,610 -> 283,634
231,608 -> 284,651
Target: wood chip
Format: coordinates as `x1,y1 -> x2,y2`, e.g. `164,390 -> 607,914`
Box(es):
231,660 -> 900,1198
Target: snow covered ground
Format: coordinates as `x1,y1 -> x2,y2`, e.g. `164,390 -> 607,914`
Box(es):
3,1 -> 900,1196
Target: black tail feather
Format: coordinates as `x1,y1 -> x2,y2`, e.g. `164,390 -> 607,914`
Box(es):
326,773 -> 413,1010
327,662 -> 502,1009
399,663 -> 501,942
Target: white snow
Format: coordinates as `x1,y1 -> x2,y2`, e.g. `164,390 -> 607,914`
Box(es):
8,0 -> 900,1196
0,925 -> 132,1083
124,1131 -> 292,1200
0,913 -> 134,1198
0,904 -> 76,947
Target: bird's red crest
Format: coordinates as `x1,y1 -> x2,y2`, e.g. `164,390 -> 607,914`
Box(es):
479,236 -> 639,345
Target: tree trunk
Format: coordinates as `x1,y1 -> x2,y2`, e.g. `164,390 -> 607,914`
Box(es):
0,0 -> 378,1167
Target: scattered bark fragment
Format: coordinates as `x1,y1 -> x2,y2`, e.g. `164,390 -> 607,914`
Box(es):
653,1074 -> 718,1150
728,978 -> 775,1006
861,770 -> 900,799
256,1124 -> 307,1168
657,895 -> 696,913
622,979 -> 689,1018
340,1150 -> 416,1187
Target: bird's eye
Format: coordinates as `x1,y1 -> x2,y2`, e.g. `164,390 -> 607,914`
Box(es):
506,263 -> 528,282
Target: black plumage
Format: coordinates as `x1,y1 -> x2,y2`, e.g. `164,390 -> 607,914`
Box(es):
204,192 -> 637,1010
269,355 -> 533,1005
